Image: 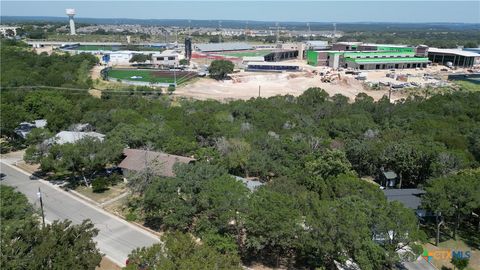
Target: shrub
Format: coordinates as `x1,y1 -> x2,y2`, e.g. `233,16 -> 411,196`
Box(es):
92,178 -> 109,193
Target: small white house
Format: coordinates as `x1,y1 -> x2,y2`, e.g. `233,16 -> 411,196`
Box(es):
152,50 -> 180,67
47,131 -> 105,145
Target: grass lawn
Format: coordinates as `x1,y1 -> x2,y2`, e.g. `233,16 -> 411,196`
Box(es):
220,50 -> 272,58
424,239 -> 479,270
455,80 -> 480,91
75,182 -> 128,204
108,69 -> 176,84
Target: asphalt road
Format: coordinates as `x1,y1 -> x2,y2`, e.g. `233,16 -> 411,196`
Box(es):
0,162 -> 160,267
401,258 -> 438,270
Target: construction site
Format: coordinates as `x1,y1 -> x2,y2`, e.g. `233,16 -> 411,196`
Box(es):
28,17 -> 480,101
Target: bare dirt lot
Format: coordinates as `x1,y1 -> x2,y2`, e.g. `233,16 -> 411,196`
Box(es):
176,71 -> 403,102
176,62 -> 474,102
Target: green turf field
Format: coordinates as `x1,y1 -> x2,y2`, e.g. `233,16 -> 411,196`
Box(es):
107,69 -> 196,85
108,69 -> 176,84
220,50 -> 272,58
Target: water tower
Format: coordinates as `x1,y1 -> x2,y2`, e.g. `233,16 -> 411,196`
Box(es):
66,9 -> 76,35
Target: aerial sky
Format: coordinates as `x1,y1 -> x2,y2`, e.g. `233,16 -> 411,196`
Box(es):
1,1 -> 479,23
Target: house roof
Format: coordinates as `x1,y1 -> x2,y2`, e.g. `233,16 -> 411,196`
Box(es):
383,188 -> 426,209
382,171 -> 398,179
234,176 -> 264,191
49,131 -> 105,145
14,119 -> 47,139
118,148 -> 195,177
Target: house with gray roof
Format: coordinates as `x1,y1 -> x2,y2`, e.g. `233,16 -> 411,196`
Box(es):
47,131 -> 105,145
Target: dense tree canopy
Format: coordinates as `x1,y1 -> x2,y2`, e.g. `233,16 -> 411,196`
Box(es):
0,40 -> 97,88
124,231 -> 242,270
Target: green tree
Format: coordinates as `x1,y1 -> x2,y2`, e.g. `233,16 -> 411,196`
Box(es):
124,231 -> 242,270
422,169 -> 480,241
38,137 -> 122,186
129,53 -> 152,63
167,84 -> 176,95
208,60 -> 234,80
244,189 -> 302,266
451,257 -> 469,270
196,175 -> 249,235
302,149 -> 355,196
297,87 -> 329,107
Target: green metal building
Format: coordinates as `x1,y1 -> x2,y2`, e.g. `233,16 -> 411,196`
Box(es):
307,48 -> 429,70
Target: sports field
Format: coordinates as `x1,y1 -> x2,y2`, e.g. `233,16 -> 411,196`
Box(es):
107,69 -> 195,84
220,50 -> 273,58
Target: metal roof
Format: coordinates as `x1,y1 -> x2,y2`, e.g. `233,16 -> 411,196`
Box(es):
346,57 -> 429,64
51,131 -> 105,145
362,43 -> 409,48
246,62 -> 299,67
305,40 -> 329,46
383,171 -> 398,179
242,56 -> 265,62
383,189 -> 425,209
194,42 -> 253,52
343,51 -> 416,58
428,48 -> 479,57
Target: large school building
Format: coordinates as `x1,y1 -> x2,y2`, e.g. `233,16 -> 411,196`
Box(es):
307,43 -> 430,70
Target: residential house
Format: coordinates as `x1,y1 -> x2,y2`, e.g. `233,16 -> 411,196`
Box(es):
47,131 -> 105,145
378,169 -> 398,188
14,119 -> 47,139
118,148 -> 195,178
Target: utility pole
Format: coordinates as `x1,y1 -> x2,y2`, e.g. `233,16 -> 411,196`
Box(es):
388,85 -> 392,102
258,85 -> 261,97
37,187 -> 45,228
436,212 -> 443,246
174,63 -> 177,86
